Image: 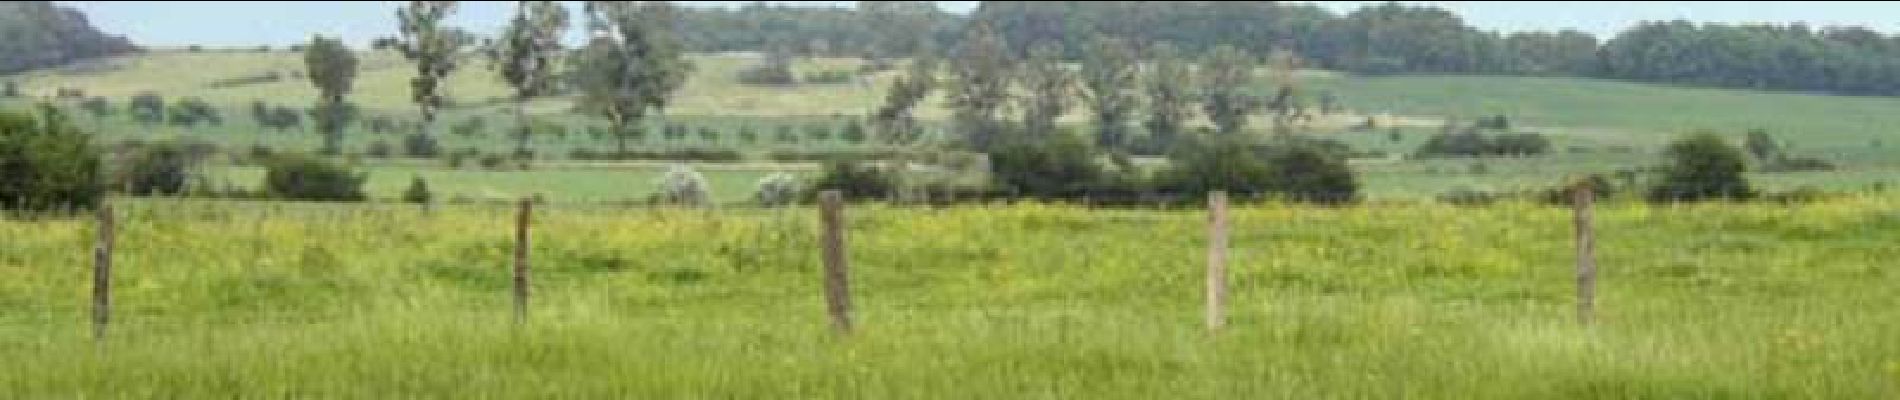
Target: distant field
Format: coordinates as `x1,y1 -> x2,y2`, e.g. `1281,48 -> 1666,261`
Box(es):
7,49 -> 1900,200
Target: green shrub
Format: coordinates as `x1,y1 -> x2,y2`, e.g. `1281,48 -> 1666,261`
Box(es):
0,106 -> 103,212
810,161 -> 896,201
1648,132 -> 1754,203
402,176 -> 432,204
403,133 -> 440,158
988,132 -> 1106,198
364,140 -> 393,158
119,140 -> 200,196
262,154 -> 366,201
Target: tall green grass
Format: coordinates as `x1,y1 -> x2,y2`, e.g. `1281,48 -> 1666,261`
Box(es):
3,199 -> 1897,397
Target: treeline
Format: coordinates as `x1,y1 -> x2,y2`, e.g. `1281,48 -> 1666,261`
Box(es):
673,1 -> 1900,96
0,1 -> 137,75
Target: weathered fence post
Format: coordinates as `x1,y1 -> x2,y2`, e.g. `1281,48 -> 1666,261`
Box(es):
1206,191 -> 1229,333
819,190 -> 853,335
513,198 -> 532,324
92,201 -> 115,343
1572,182 -> 1597,325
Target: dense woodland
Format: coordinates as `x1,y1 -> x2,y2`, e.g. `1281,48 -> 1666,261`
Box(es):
674,1 -> 1900,97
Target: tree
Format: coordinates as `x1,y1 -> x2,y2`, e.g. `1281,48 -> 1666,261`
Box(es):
402,176 -> 432,204
738,42 -> 797,85
303,35 -> 359,155
0,105 -> 103,211
1018,41 -> 1072,137
946,23 -> 1013,152
78,97 -> 111,120
1201,45 -> 1254,136
1263,143 -> 1359,204
394,1 -> 466,156
492,1 -> 570,161
871,56 -> 934,146
1649,132 -> 1755,202
1,81 -> 17,98
167,97 -> 221,127
811,161 -> 896,201
754,172 -> 800,207
1744,129 -> 1781,163
572,1 -> 691,155
1143,42 -> 1192,154
1081,36 -> 1138,151
987,130 -> 1105,198
653,164 -> 713,207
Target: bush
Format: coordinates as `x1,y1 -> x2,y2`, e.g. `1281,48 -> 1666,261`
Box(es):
364,140 -> 393,158
478,153 -> 509,170
810,161 -> 896,201
1538,174 -> 1617,205
1416,131 -> 1550,157
653,164 -> 713,207
79,97 -> 111,118
129,92 -> 166,125
262,154 -> 366,201
840,120 -> 867,143
0,106 -> 103,212
775,125 -> 799,143
1437,186 -> 1503,206
754,172 -> 801,207
805,124 -> 833,142
118,140 -> 200,196
167,97 -> 221,127
402,176 -> 432,204
1,81 -> 17,98
988,133 -> 1106,198
1262,144 -> 1359,204
403,133 -> 440,158
1648,132 -> 1754,203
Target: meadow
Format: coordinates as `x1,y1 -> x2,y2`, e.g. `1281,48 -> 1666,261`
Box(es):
9,49 -> 1900,202
2,198 -> 1898,397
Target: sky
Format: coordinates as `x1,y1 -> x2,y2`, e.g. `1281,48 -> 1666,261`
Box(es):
57,1 -> 1900,48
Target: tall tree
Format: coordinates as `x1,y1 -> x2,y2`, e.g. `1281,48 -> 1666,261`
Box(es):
1142,42 -> 1193,153
303,35 -> 359,155
1018,41 -> 1072,138
1264,47 -> 1304,136
572,1 -> 691,155
1201,45 -> 1254,136
492,1 -> 570,158
946,23 -> 1013,152
394,1 -> 465,156
872,56 -> 934,146
1081,36 -> 1138,151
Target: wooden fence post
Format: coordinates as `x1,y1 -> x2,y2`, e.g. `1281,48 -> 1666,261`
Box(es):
1206,191 -> 1229,333
92,201 -> 115,343
513,198 -> 532,324
1572,183 -> 1597,325
819,190 -> 853,335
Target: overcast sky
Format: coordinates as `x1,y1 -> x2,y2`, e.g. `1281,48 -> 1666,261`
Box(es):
57,1 -> 1900,48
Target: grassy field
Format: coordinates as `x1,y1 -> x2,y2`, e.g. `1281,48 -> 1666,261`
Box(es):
7,49 -> 1900,200
2,198 -> 1898,397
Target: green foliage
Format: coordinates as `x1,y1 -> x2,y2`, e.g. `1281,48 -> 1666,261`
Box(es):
1261,144 -> 1360,204
573,1 -> 691,152
1648,132 -> 1755,203
262,154 -> 367,202
1081,36 -> 1138,150
1018,41 -> 1072,137
1415,131 -> 1550,157
78,97 -> 111,118
1200,45 -> 1254,136
987,131 -> 1105,198
304,35 -> 359,154
1159,133 -> 1359,203
0,81 -> 17,98
400,176 -> 431,204
871,57 -> 933,146
0,105 -> 102,212
800,69 -> 853,84
129,92 -> 166,125
810,161 -> 895,201
118,140 -> 201,196
947,23 -> 1013,152
1142,42 -> 1192,154
1744,129 -> 1780,162
839,120 -> 867,144
403,133 -> 440,158
394,1 -> 466,126
167,97 -> 222,127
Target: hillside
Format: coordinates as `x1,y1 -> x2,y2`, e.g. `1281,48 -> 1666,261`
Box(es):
0,1 -> 137,74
